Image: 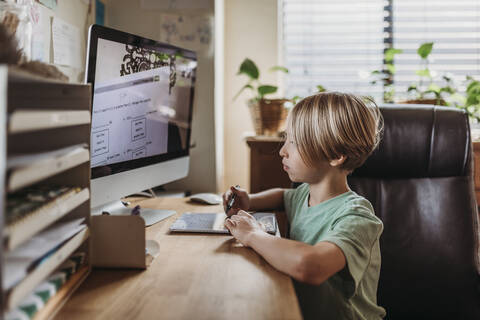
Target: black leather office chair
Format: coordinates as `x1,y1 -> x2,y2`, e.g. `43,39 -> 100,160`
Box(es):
348,104 -> 480,319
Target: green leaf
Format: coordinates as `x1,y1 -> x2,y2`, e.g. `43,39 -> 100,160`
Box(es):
257,85 -> 277,98
424,90 -> 441,99
386,64 -> 396,75
316,85 -> 326,92
416,69 -> 431,78
238,58 -> 259,80
407,84 -> 418,92
466,94 -> 480,107
233,84 -> 254,101
417,42 -> 434,59
292,95 -> 302,104
427,83 -> 441,93
467,80 -> 480,93
385,48 -> 403,62
440,86 -> 456,94
371,70 -> 381,75
269,66 -> 289,73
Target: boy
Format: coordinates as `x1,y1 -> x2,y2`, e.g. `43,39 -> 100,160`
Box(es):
223,92 -> 386,319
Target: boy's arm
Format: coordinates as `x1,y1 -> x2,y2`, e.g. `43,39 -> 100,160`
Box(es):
249,188 -> 286,211
247,231 -> 346,285
226,211 -> 345,285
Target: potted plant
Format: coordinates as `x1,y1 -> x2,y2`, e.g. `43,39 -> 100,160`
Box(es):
234,58 -> 290,136
404,42 -> 449,105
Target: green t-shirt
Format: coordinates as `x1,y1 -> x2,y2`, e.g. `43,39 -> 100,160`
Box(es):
284,183 -> 386,320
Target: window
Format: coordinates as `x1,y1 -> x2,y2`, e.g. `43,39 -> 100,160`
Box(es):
281,0 -> 385,100
281,0 -> 480,102
392,0 -> 480,101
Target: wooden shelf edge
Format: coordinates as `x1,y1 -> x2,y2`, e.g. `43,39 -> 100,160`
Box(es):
8,148 -> 90,192
9,110 -> 91,134
6,188 -> 90,251
32,265 -> 90,320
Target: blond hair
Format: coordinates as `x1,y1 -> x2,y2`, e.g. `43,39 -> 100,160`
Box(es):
287,92 -> 383,172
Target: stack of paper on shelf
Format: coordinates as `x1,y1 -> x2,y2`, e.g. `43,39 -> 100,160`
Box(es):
3,219 -> 86,291
7,144 -> 89,192
5,185 -> 89,251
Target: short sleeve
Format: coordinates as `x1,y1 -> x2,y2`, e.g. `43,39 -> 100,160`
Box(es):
321,210 -> 383,298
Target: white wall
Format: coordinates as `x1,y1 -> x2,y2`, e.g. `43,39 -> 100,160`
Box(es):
223,0 -> 279,192
104,0 -> 217,194
21,0 -> 93,82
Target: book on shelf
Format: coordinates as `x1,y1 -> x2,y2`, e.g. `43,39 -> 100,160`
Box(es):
8,110 -> 91,134
6,185 -> 89,250
7,144 -> 89,192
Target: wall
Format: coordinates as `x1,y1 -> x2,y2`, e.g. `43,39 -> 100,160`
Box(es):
31,0 -> 93,82
223,0 -> 279,192
104,0 -> 217,194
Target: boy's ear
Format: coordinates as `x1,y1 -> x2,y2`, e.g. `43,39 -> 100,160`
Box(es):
329,155 -> 347,167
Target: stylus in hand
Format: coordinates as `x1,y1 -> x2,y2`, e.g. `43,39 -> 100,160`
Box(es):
226,185 -> 240,215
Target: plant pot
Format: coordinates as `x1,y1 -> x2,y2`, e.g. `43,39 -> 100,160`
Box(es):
248,99 -> 289,136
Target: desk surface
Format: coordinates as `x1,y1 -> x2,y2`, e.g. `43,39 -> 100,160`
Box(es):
55,197 -> 301,320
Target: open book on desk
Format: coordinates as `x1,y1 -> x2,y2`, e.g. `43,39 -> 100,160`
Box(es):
169,212 -> 277,234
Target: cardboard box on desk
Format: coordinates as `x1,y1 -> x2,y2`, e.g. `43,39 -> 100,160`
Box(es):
90,215 -> 158,269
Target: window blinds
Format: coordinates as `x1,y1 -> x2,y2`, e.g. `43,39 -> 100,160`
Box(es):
281,0 -> 480,102
281,0 -> 386,100
392,0 -> 480,100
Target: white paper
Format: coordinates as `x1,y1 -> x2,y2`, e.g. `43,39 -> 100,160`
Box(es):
159,13 -> 213,54
51,17 -> 82,68
31,3 -> 51,63
3,219 -> 86,290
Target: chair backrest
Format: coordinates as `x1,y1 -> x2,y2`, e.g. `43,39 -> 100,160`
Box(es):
348,104 -> 480,319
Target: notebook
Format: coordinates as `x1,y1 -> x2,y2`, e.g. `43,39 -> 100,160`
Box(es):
169,212 -> 277,235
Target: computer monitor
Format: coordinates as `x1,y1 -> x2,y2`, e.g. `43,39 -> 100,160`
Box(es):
85,25 -> 196,222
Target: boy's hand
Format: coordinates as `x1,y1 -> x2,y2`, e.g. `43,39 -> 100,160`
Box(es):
222,185 -> 250,217
224,210 -> 263,247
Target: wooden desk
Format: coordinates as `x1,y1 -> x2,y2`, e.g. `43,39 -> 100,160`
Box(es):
55,198 -> 301,320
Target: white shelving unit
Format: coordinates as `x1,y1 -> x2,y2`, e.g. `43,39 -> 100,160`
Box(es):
1,65 -> 92,319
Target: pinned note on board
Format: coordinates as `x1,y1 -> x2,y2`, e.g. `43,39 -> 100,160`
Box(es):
51,17 -> 82,68
159,13 -> 213,55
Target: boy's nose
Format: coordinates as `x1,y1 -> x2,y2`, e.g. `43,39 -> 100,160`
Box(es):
279,144 -> 287,158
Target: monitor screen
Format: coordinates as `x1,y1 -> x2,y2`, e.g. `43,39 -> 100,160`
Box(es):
86,25 -> 196,180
